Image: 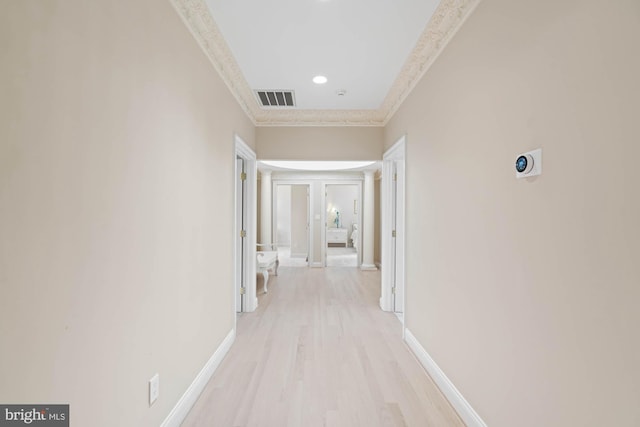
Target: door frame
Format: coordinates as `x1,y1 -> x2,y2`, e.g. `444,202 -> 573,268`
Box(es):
381,136 -> 406,323
234,135 -> 257,313
322,180 -> 363,268
272,181 -> 312,266
235,156 -> 244,313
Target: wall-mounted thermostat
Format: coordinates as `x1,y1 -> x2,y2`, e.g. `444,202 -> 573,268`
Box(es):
515,148 -> 542,178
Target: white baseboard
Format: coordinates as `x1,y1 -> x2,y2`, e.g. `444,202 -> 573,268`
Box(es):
310,262 -> 324,268
360,264 -> 378,271
161,329 -> 236,427
379,296 -> 391,312
404,329 -> 487,427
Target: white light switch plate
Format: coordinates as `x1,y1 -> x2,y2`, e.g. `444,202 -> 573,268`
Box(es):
149,374 -> 159,406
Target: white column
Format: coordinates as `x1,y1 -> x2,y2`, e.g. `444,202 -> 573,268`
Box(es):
361,170 -> 377,270
260,170 -> 272,244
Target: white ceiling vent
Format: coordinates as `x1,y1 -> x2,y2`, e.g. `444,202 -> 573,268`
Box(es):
255,90 -> 296,108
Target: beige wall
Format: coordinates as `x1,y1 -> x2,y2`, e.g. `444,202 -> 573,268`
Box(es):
385,0 -> 640,425
0,1 -> 254,426
256,126 -> 383,160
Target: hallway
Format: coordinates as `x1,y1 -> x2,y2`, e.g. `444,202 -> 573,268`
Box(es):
182,267 -> 463,427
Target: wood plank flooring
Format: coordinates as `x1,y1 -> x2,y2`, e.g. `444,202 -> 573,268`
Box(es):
181,267 -> 464,427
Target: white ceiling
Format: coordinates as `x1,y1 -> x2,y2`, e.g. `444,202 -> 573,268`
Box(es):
205,0 -> 440,111
171,0 -> 479,125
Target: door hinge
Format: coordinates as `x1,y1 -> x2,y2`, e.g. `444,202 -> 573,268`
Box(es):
240,172 -> 247,181
393,173 -> 397,181
240,230 -> 246,238
240,287 -> 246,295
392,230 -> 396,238
392,286 -> 396,294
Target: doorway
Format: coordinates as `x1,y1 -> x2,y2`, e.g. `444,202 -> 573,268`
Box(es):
273,184 -> 310,267
382,136 -> 405,321
325,184 -> 361,267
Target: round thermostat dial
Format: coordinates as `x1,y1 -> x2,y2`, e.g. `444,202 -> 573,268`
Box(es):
516,155 -> 534,174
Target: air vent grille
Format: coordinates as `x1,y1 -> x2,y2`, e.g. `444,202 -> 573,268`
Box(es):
255,90 -> 295,108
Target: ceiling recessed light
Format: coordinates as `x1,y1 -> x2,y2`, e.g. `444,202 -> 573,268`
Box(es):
336,89 -> 347,96
313,75 -> 328,84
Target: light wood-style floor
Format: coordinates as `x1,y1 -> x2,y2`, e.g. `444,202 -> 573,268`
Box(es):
182,267 -> 464,427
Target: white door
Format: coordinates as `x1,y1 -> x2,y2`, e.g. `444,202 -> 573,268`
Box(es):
235,157 -> 245,312
382,136 -> 405,316
390,162 -> 399,311
392,160 -> 405,314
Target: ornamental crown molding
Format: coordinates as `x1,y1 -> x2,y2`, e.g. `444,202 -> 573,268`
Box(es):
169,0 -> 481,127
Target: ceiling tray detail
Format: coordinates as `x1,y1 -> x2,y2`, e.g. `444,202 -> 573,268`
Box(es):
169,0 -> 481,127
